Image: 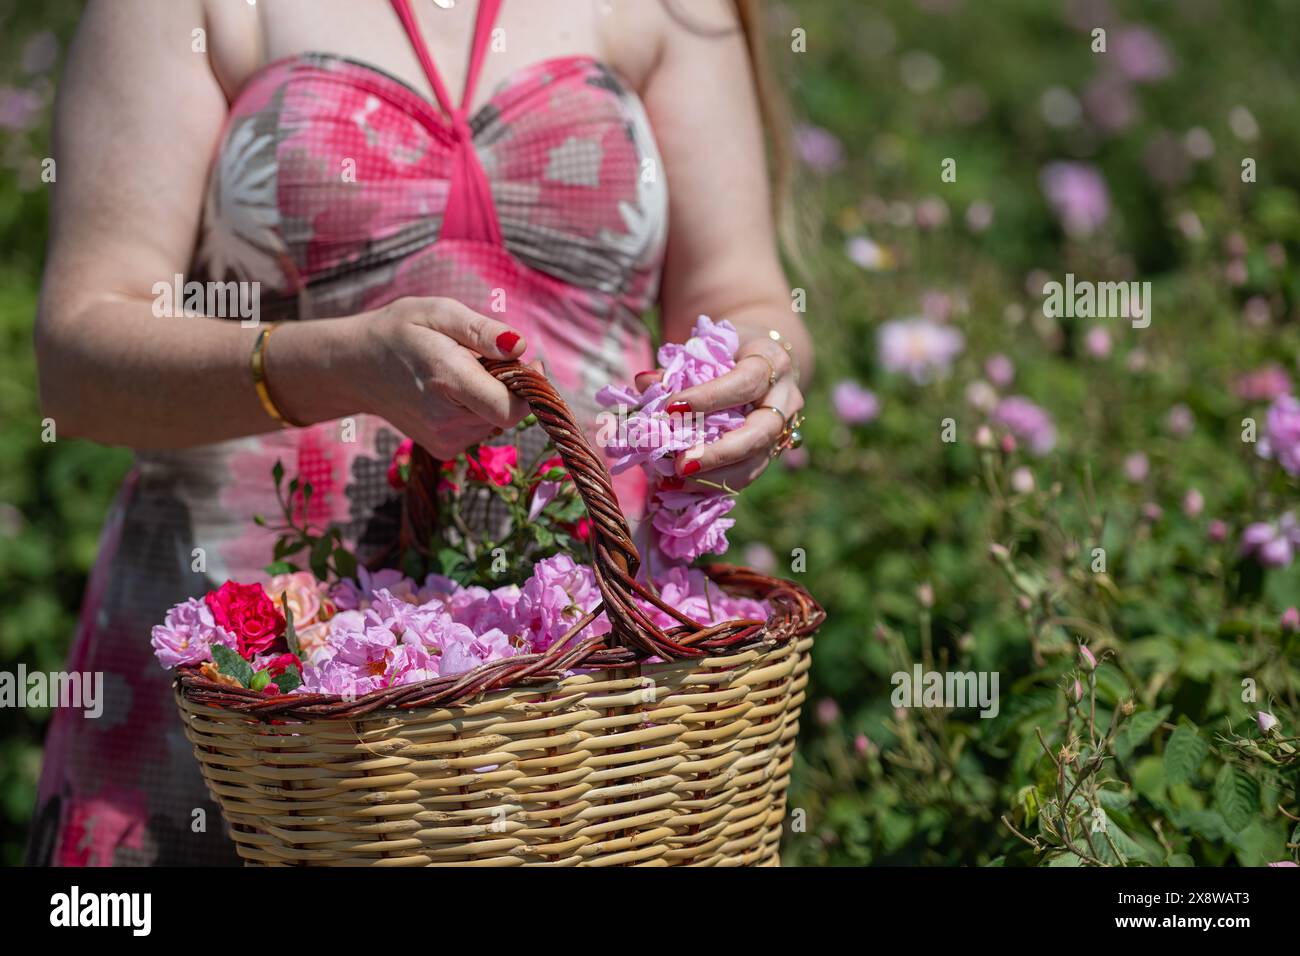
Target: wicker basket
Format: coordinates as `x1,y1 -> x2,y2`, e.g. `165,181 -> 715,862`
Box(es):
175,359 -> 823,865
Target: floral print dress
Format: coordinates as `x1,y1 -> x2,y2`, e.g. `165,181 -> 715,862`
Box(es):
28,0 -> 667,865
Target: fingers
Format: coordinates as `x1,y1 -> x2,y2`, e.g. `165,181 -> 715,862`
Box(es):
667,337 -> 791,414
403,296 -> 527,359
634,368 -> 663,392
430,344 -> 528,429
398,398 -> 506,461
674,407 -> 782,477
673,379 -> 803,478
659,455 -> 768,493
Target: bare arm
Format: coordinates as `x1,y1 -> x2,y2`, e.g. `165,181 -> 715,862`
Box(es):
640,0 -> 812,487
35,0 -> 526,452
35,0 -> 293,447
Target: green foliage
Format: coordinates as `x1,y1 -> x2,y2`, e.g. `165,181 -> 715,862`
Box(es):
6,0 -> 1300,868
732,0 -> 1300,865
0,1 -> 126,864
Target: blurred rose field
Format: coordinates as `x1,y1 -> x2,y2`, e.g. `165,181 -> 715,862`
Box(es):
4,0 -> 1300,866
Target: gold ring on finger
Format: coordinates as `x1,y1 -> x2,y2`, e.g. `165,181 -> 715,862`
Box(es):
746,353 -> 779,388
787,412 -> 806,449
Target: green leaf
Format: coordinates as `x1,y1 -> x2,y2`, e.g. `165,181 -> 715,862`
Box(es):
1131,755 -> 1170,807
273,666 -> 302,694
272,459 -> 285,489
309,535 -> 332,581
402,548 -> 426,581
1164,725 -> 1209,787
438,547 -> 468,577
1093,816 -> 1158,866
273,537 -> 309,560
333,547 -> 357,581
280,593 -> 300,657
210,644 -> 254,687
264,560 -> 298,576
1046,851 -> 1084,866
1098,787 -> 1132,811
552,495 -> 586,523
1114,706 -> 1169,763
1213,763 -> 1260,833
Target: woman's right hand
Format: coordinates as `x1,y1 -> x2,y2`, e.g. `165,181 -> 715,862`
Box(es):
316,296 -> 534,459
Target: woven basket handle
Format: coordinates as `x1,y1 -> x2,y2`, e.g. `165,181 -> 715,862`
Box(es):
400,358 -> 711,659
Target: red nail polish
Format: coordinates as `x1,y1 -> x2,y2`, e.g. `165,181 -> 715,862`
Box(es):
667,400 -> 692,415
659,476 -> 685,491
496,331 -> 520,354
681,459 -> 701,476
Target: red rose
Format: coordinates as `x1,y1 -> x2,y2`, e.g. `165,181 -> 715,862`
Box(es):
261,652 -> 300,677
205,581 -> 286,660
532,455 -> 568,483
387,438 -> 415,490
466,445 -> 517,486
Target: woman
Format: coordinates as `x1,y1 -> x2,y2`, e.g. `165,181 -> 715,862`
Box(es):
29,0 -> 812,865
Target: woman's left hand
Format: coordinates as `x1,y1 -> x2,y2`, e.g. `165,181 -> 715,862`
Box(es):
646,331 -> 804,491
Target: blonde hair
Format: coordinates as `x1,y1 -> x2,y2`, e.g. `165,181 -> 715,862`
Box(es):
733,0 -> 792,230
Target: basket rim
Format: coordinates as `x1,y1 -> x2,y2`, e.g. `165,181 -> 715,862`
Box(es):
176,563 -> 824,720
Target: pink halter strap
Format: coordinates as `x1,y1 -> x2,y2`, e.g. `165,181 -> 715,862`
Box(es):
389,0 -> 504,245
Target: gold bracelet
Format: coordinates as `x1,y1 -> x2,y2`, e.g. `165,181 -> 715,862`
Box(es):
251,323 -> 305,428
767,328 -> 802,384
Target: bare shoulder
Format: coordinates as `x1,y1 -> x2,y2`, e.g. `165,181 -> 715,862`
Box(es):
603,0 -> 747,87
595,0 -> 691,92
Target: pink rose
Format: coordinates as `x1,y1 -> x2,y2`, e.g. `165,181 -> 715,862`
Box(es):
264,571 -> 323,628
466,445 -> 517,486
205,581 -> 286,660
651,491 -> 736,562
294,621 -> 333,662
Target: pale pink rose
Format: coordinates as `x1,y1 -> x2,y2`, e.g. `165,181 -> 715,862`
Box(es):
293,620 -> 334,663
265,571 -> 324,627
